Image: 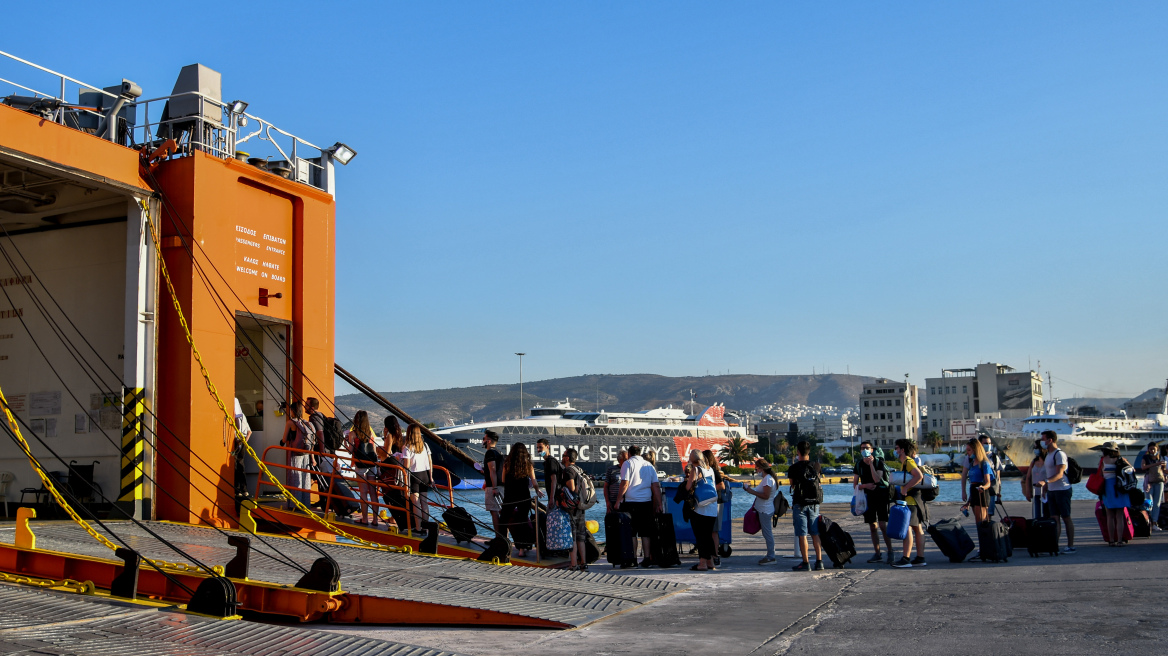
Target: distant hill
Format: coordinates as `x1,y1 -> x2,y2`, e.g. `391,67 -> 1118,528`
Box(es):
335,373 -> 876,427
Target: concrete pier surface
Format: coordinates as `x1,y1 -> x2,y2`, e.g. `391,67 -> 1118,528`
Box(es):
323,500 -> 1168,655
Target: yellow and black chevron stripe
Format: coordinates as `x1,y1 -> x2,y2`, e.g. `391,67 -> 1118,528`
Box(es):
119,387 -> 145,503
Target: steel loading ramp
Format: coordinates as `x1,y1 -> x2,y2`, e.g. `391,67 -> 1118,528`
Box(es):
0,521 -> 686,629
0,582 -> 457,656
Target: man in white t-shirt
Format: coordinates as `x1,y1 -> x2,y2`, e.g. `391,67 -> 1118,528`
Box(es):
1036,430 -> 1076,554
615,445 -> 661,567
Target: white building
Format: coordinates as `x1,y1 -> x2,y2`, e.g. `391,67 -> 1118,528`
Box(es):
859,378 -> 919,449
924,363 -> 1043,442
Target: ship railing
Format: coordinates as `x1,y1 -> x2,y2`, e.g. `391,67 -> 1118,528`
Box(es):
258,445 -> 456,532
0,49 -> 329,191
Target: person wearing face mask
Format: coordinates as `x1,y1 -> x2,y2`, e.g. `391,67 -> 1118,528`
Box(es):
979,435 -> 1003,517
1139,442 -> 1165,530
1035,430 -> 1076,554
852,440 -> 892,564
1021,439 -> 1048,519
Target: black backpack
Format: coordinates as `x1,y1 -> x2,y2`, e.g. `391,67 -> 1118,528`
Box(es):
792,462 -> 823,506
321,416 -> 344,453
1064,456 -> 1083,485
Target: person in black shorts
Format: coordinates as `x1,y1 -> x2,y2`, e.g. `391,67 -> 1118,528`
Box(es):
853,440 -> 892,564
614,445 -> 661,566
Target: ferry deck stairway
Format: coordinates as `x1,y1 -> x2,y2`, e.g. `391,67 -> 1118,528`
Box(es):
0,519 -> 686,629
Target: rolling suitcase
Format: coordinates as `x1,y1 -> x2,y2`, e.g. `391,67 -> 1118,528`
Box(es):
1001,515 -> 1028,550
1131,508 -> 1151,538
605,512 -> 637,567
976,520 -> 1011,562
816,514 -> 857,569
1096,501 -> 1134,542
652,513 -> 682,568
1026,518 -> 1059,557
927,518 -> 975,563
442,506 -> 477,544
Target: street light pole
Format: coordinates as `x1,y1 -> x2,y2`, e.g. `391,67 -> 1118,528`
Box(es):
515,353 -> 526,418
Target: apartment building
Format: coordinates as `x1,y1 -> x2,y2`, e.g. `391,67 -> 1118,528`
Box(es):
859,378 -> 919,448
924,363 -> 1043,441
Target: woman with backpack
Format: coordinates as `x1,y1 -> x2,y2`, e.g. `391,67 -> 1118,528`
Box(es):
1094,442 -> 1132,547
399,423 -> 433,534
686,449 -> 720,572
742,456 -> 777,564
346,410 -> 380,526
501,442 -> 539,557
963,438 -> 993,524
703,449 -> 726,564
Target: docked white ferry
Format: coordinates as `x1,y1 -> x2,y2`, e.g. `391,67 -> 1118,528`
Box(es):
988,388 -> 1168,470
432,401 -> 752,485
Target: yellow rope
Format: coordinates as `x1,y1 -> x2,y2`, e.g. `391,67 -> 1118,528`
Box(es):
141,200 -> 435,559
0,570 -> 96,595
0,384 -> 224,577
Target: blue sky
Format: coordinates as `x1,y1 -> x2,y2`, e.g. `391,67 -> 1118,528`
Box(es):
5,3 -> 1167,398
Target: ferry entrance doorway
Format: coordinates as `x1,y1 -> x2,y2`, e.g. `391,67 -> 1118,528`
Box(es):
234,316 -> 290,499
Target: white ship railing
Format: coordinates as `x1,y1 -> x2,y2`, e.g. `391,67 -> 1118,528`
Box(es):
0,49 -> 330,192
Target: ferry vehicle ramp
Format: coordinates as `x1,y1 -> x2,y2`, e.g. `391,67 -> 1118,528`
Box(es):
0,581 -> 456,656
0,520 -> 685,629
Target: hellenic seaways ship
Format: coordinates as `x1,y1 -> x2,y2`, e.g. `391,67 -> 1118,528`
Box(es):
429,401 -> 752,486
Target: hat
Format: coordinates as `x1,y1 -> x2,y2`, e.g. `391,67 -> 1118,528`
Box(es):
1089,441 -> 1119,453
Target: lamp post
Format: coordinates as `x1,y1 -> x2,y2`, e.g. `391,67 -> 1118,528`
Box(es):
515,353 -> 526,418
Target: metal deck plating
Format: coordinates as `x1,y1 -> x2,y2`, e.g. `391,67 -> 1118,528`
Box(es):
0,582 -> 457,655
0,521 -> 686,628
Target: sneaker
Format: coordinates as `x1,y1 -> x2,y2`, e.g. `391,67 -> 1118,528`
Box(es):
867,554 -> 884,564
911,556 -> 927,567
812,560 -> 824,571
792,561 -> 810,571
639,559 -> 655,568
1061,546 -> 1076,554
758,556 -> 776,565
1152,525 -> 1163,532
885,552 -> 894,565
891,557 -> 913,568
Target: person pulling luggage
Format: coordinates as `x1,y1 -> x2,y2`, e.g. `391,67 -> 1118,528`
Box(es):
891,439 -> 927,568
852,440 -> 892,565
742,457 -> 778,564
788,441 -> 824,571
963,438 -> 994,525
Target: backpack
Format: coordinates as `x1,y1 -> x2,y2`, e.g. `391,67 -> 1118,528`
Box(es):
1064,455 -> 1083,485
322,416 -> 344,453
571,465 -> 598,510
355,437 -> 378,466
988,453 -> 1003,496
1116,458 -> 1139,492
792,462 -> 823,506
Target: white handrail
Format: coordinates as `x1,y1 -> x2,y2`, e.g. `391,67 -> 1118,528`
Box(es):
0,49 -> 118,100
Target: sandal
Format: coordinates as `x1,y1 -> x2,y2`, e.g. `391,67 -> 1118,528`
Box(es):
355,519 -> 369,525
689,564 -> 708,571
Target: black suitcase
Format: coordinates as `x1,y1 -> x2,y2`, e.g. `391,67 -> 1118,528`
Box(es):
605,512 -> 637,567
816,515 -> 857,569
927,518 -> 975,563
504,506 -> 536,550
478,535 -> 512,563
977,520 -> 1011,562
651,513 -> 681,568
442,506 -> 477,544
383,487 -> 412,532
1026,518 -> 1059,557
1132,508 -> 1152,538
584,530 -> 600,564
